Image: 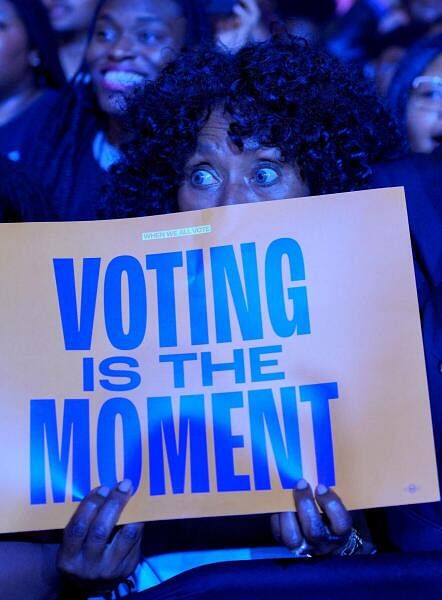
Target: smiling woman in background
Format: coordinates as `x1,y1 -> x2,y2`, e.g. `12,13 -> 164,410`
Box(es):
86,0 -> 197,148
0,0 -> 211,223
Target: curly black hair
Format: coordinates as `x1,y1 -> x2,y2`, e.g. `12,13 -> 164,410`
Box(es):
106,35 -> 402,218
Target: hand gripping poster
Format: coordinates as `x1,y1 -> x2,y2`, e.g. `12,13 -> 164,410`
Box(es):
0,187 -> 438,533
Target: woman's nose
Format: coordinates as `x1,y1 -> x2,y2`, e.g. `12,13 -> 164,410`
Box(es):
108,34 -> 136,61
218,182 -> 254,206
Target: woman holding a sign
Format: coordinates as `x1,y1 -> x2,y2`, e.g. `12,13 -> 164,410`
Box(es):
50,36 -> 402,597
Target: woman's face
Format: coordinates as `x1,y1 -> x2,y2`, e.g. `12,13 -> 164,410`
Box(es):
406,53 -> 442,153
86,0 -> 186,116
43,0 -> 97,34
0,0 -> 33,96
178,109 -> 309,212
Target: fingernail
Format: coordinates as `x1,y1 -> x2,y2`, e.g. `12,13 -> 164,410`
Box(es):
118,479 -> 132,493
296,478 -> 308,490
316,484 -> 329,495
96,486 -> 110,498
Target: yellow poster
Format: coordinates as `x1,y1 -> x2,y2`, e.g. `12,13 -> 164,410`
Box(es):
0,187 -> 438,533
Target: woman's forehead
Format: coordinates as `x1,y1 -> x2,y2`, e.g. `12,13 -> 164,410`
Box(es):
196,108 -> 282,157
98,0 -> 183,20
197,109 -> 230,146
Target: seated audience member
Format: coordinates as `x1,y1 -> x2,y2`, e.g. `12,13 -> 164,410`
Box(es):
42,0 -> 99,79
386,32 -> 442,153
51,37 -> 399,597
1,0 -> 211,222
372,147 -> 442,551
0,0 -> 64,137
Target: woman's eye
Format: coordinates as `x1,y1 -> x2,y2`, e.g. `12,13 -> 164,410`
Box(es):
254,166 -> 279,186
138,30 -> 165,44
422,89 -> 442,100
94,27 -> 116,42
190,169 -> 218,187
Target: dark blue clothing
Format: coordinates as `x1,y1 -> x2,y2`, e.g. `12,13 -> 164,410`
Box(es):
50,139 -> 108,221
371,148 -> 442,551
134,553 -> 442,599
0,93 -> 60,222
0,155 -> 52,222
0,90 -> 107,221
0,91 -> 59,164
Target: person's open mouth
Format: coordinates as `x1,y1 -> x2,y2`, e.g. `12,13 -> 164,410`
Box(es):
101,70 -> 146,92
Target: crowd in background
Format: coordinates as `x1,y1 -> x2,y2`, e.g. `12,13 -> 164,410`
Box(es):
1,0 -> 442,214
0,0 -> 442,217
0,0 -> 441,598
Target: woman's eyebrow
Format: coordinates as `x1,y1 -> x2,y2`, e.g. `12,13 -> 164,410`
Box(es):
96,14 -> 164,24
134,16 -> 167,24
94,14 -> 117,26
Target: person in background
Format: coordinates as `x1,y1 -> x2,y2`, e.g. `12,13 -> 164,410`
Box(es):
369,32 -> 442,553
371,147 -> 442,551
214,0 -> 337,50
324,0 -> 442,66
406,0 -> 442,25
0,0 -> 64,134
0,3 -> 210,589
0,0 -> 211,222
42,0 -> 99,79
274,0 -> 336,43
386,32 -> 442,153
